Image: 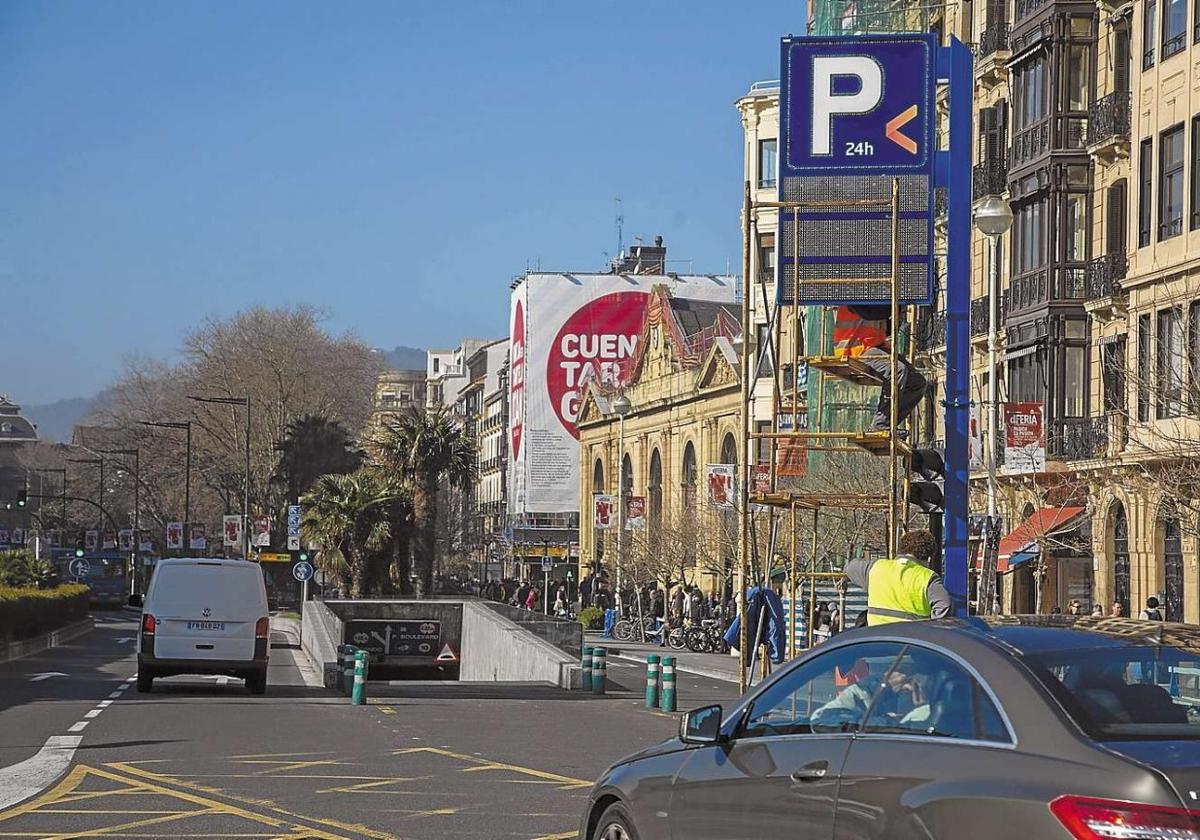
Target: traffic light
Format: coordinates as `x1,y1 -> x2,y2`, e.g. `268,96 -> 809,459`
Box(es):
298,551 -> 309,562
75,531 -> 86,557
907,448 -> 945,514
16,487 -> 26,507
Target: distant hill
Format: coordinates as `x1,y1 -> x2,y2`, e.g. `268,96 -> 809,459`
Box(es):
22,394 -> 98,443
379,345 -> 425,371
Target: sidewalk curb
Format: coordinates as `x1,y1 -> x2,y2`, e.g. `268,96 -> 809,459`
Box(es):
608,652 -> 736,684
0,618 -> 95,665
272,616 -> 324,689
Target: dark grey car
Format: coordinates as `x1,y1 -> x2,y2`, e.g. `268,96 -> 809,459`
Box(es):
579,616 -> 1200,840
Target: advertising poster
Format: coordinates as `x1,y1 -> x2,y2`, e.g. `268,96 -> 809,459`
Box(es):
222,515 -> 242,547
252,514 -> 271,547
508,273 -> 736,515
1004,401 -> 1046,474
118,529 -> 134,551
166,522 -> 184,550
706,464 -> 736,508
752,465 -> 772,494
139,531 -> 154,552
593,494 -> 615,530
189,524 -> 207,551
625,496 -> 646,530
85,530 -> 98,551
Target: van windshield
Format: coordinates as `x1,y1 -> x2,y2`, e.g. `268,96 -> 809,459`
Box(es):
150,563 -> 265,616
1024,645 -> 1200,741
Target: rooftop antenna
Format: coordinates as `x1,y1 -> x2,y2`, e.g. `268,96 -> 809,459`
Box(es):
615,196 -> 624,259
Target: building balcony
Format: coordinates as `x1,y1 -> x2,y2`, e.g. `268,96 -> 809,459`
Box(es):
915,307 -> 947,353
1016,0 -> 1051,20
970,293 -> 1007,344
1011,120 -> 1050,168
1048,413 -> 1127,462
1009,269 -> 1049,311
972,157 -> 1009,201
1085,252 -> 1128,320
1010,116 -> 1088,171
976,21 -> 1011,87
1087,91 -> 1131,164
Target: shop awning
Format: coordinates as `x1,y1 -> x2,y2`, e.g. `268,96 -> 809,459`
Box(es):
995,506 -> 1087,572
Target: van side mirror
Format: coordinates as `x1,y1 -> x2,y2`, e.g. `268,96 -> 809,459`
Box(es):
679,704 -> 723,745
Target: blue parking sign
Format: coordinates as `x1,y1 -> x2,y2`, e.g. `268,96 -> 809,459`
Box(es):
782,35 -> 936,174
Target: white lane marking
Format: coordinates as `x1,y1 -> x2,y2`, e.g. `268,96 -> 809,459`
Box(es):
97,700 -> 112,708
107,691 -> 122,699
83,709 -> 102,719
216,676 -> 230,686
67,721 -> 88,733
28,672 -> 68,682
0,735 -> 83,810
124,675 -> 136,683
116,684 -> 130,691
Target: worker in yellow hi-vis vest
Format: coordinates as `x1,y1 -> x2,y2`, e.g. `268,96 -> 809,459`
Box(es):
844,530 -> 952,627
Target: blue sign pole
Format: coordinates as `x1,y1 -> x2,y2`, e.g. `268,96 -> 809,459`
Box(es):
937,39 -> 974,617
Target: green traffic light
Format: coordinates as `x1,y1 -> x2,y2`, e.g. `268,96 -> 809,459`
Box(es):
75,548 -> 85,558
299,551 -> 309,562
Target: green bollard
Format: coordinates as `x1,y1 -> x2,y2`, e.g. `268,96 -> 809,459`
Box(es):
580,647 -> 593,692
591,647 -> 607,695
341,645 -> 356,695
645,654 -> 660,708
352,650 -> 368,705
660,656 -> 676,712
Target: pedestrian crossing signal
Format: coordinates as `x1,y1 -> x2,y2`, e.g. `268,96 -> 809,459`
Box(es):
16,487 -> 26,507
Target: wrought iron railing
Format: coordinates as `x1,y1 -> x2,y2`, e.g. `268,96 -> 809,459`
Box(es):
1048,415 -> 1111,461
1016,0 -> 1050,19
1088,91 -> 1131,147
1012,120 -> 1051,165
1010,269 -> 1049,311
979,21 -> 1011,56
972,158 -> 1009,200
970,293 -> 1007,337
1086,252 -> 1127,298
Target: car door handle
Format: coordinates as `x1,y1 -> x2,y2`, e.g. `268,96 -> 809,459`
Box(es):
790,761 -> 829,783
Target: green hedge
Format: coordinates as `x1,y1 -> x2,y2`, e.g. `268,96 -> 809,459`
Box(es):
0,584 -> 91,644
578,606 -> 605,631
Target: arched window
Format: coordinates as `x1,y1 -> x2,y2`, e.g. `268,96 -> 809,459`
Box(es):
1112,502 -> 1130,615
649,449 -> 663,528
1163,514 -> 1184,622
621,453 -> 633,498
720,432 -> 738,467
592,457 -> 606,560
592,458 -> 605,494
682,441 -> 697,509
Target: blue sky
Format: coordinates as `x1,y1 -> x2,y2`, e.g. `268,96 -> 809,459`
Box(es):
1,1 -> 802,403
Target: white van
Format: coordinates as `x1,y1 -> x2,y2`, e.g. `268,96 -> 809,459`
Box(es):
137,558 -> 270,694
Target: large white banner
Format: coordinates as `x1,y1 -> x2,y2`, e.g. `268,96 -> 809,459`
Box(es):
508,273 -> 737,515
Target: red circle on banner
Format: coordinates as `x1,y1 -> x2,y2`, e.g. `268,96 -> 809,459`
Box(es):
547,291 -> 647,439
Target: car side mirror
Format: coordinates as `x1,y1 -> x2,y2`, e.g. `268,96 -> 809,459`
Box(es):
680,704 -> 723,745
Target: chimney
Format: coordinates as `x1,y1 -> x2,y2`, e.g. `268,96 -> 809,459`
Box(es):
614,235 -> 667,274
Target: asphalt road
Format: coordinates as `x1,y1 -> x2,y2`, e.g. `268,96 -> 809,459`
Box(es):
0,614 -> 739,839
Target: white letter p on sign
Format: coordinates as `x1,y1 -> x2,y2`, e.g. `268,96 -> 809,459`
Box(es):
811,56 -> 883,155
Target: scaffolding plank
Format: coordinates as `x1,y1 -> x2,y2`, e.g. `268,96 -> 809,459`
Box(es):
805,356 -> 886,386
847,432 -> 912,457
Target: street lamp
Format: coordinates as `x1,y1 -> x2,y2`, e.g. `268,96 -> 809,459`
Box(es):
96,448 -> 141,597
973,194 -> 1014,615
609,393 -> 632,608
65,457 -> 104,533
140,421 -> 192,531
31,468 -> 67,526
189,395 -> 250,556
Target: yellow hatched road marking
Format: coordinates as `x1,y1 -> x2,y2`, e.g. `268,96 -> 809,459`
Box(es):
392,747 -> 591,790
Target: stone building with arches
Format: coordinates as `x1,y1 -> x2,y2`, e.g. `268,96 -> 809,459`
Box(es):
576,285 -> 743,598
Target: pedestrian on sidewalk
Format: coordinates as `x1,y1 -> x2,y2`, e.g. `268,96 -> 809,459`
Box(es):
525,585 -> 538,611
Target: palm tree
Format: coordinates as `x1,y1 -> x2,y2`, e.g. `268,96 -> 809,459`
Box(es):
300,470 -> 397,597
379,482 -> 415,596
272,415 -> 363,504
374,407 -> 475,598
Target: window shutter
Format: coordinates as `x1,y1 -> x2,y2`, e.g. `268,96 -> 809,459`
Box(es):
1107,179 -> 1127,256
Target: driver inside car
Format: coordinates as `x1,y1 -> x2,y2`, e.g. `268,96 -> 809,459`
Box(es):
813,659 -> 922,726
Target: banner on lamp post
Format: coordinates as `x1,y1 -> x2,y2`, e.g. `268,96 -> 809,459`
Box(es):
118,529 -> 134,551
252,514 -> 271,547
625,496 -> 646,530
166,523 -> 184,550
222,515 -> 243,548
1003,401 -> 1046,474
593,494 -> 615,530
706,464 -> 736,508
85,530 -> 98,551
189,524 -> 207,551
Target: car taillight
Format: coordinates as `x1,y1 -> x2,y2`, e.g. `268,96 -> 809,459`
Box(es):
142,613 -> 156,634
255,617 -> 269,639
1051,795 -> 1200,840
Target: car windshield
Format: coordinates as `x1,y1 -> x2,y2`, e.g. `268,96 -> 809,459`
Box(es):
1024,645 -> 1200,740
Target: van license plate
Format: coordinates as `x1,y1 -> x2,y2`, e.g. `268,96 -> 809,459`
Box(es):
187,621 -> 225,631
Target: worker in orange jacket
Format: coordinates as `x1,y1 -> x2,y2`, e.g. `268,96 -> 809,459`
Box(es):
833,305 -> 928,433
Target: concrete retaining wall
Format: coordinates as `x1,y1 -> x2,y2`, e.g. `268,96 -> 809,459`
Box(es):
460,602 -> 579,688
301,599 -> 340,680
0,617 -> 94,664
